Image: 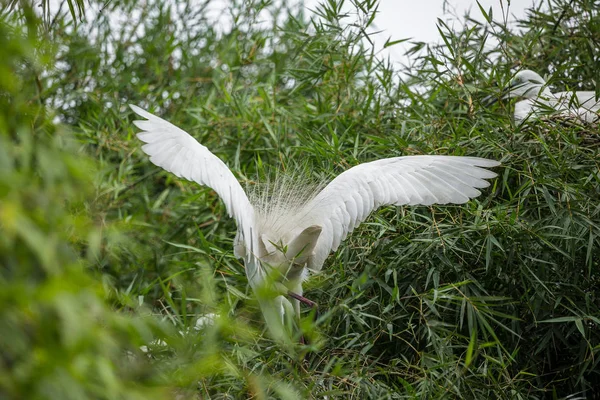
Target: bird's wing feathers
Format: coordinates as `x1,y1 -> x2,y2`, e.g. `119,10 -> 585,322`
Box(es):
129,105 -> 257,271
302,155 -> 499,272
554,91 -> 599,109
130,107 -> 499,278
553,91 -> 600,122
574,92 -> 599,109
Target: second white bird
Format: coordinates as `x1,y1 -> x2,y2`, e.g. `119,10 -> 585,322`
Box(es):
498,69 -> 599,123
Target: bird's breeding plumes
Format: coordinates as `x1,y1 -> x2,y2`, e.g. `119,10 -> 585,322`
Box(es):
130,104 -> 500,343
246,173 -> 325,250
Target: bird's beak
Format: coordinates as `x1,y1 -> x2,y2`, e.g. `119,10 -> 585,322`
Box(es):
483,81 -> 524,106
288,291 -> 318,308
482,94 -> 500,106
500,81 -> 520,98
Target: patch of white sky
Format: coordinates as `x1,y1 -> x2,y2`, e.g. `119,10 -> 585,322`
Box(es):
205,0 -> 541,70
47,0 -> 305,69
47,0 -> 539,69
326,0 -> 539,69
44,0 -> 541,113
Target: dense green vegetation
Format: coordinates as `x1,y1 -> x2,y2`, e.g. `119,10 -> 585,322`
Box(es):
1,0 -> 599,398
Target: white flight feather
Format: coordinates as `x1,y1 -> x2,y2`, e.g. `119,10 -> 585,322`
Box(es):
130,105 -> 500,337
287,156 -> 500,272
129,104 -> 259,281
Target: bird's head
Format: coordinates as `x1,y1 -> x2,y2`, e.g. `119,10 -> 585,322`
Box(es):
246,225 -> 322,345
504,70 -> 547,99
257,225 -> 323,272
484,69 -> 549,107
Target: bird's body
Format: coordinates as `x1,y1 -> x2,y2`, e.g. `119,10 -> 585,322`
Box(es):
130,104 -> 500,341
551,91 -> 600,123
500,70 -> 599,123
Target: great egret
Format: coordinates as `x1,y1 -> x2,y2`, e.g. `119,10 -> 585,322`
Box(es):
130,104 -> 499,341
493,70 -> 600,123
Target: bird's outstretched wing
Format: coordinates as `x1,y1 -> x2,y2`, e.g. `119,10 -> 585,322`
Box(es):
300,155 -> 500,271
129,105 -> 256,266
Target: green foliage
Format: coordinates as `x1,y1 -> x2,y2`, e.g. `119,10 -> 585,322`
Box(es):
0,6 -> 168,400
2,0 -> 599,398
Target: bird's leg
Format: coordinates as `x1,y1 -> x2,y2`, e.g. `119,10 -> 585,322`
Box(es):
288,291 -> 317,309
288,291 -> 318,349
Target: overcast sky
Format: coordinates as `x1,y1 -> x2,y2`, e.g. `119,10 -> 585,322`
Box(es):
301,0 -> 539,66
49,0 -> 540,68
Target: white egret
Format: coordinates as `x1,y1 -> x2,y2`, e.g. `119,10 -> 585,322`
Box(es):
130,104 -> 500,341
495,69 -> 600,123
